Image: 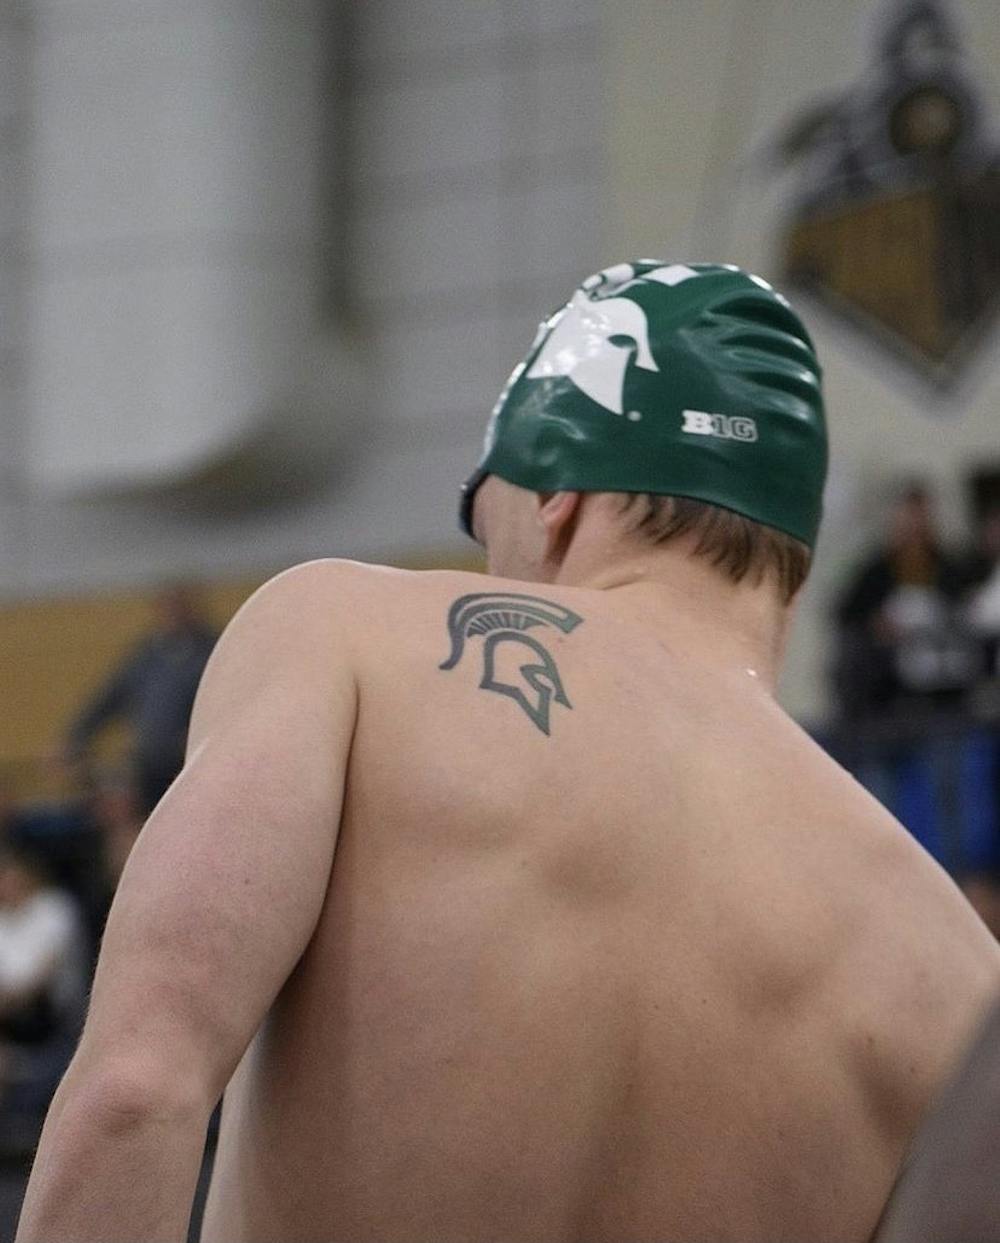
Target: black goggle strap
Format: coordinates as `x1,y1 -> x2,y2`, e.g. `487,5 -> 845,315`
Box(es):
458,466 -> 488,540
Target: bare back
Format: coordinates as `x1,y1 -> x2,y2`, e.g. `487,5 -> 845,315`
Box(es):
201,566 -> 1000,1243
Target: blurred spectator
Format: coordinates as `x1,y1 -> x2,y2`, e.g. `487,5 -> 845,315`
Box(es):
5,760 -> 106,955
963,505 -> 1000,673
0,841 -> 85,1105
957,504 -> 1000,938
962,874 -> 1000,941
2,766 -> 143,973
64,583 -> 217,816
0,790 -> 20,840
91,777 -> 143,892
832,481 -> 974,719
80,775 -> 144,957
0,786 -> 28,843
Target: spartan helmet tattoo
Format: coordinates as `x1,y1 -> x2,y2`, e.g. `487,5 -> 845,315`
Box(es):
439,592 -> 584,736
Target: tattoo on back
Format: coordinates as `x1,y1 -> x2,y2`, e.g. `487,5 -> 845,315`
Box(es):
439,592 -> 584,736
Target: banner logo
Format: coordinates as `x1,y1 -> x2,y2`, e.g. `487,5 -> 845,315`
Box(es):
763,0 -> 1000,390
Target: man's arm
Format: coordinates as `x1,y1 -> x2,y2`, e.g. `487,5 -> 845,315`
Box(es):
17,561 -> 360,1243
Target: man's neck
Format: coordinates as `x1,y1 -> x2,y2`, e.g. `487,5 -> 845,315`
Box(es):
550,542 -> 791,695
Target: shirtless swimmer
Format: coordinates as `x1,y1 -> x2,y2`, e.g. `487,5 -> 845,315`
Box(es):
17,262 -> 1000,1242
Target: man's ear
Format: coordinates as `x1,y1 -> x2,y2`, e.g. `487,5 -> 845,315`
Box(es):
537,491 -> 581,559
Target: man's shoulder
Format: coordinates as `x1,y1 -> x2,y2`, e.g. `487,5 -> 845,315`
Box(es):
222,560 -> 486,659
243,561 -> 593,663
256,559 -> 504,620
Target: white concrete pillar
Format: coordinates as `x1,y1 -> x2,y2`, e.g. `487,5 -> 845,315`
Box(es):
26,0 -> 357,499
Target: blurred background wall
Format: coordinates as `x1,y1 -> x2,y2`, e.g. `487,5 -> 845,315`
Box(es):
0,0 -> 602,599
1,0 -> 603,788
2,0 -> 999,753
608,0 -> 1000,719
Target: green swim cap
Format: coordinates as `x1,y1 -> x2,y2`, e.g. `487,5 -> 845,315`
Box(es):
459,261 -> 827,548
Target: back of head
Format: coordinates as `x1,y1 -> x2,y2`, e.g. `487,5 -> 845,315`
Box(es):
459,262 -> 827,596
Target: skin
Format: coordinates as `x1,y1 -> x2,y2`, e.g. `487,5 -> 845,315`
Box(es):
873,997 -> 1000,1243
16,476 -> 1000,1243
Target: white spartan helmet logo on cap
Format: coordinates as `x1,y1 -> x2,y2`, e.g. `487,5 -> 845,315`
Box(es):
526,263 -> 700,416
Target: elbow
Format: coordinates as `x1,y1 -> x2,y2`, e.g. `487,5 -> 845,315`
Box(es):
60,1058 -> 213,1136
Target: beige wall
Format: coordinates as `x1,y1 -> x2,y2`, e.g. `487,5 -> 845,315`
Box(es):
606,0 -> 1000,719
0,581 -> 259,801
0,549 -> 484,801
